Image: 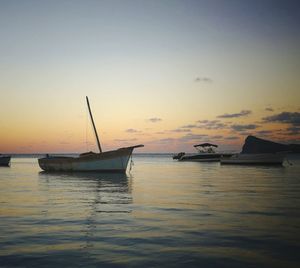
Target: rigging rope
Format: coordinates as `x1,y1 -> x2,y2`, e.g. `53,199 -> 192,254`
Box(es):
129,155 -> 134,172
85,105 -> 88,151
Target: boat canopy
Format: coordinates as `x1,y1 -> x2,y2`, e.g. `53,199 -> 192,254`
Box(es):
241,135 -> 289,154
194,143 -> 218,148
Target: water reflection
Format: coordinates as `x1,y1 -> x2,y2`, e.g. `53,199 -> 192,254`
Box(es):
38,170 -> 130,183
38,172 -> 132,252
38,171 -> 132,213
1,156 -> 299,267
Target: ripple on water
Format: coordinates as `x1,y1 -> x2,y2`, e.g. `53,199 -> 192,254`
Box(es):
0,155 -> 300,267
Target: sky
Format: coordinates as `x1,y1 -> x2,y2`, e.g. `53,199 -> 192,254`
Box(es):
0,0 -> 299,153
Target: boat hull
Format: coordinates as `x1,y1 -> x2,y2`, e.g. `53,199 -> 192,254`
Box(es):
179,153 -> 233,162
0,156 -> 11,166
180,153 -> 221,162
220,153 -> 285,165
38,147 -> 138,172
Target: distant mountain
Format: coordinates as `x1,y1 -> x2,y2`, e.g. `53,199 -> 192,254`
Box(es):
242,136 -> 290,154
241,135 -> 300,154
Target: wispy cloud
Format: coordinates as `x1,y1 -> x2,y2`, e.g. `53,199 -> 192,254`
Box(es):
211,135 -> 223,139
114,138 -> 137,142
179,133 -> 208,141
256,130 -> 273,136
198,120 -> 214,124
178,120 -> 227,131
181,124 -> 198,128
147,117 -> 162,123
194,77 -> 212,83
286,126 -> 300,135
197,120 -> 227,129
231,124 -> 258,132
225,136 -> 239,140
265,107 -> 274,112
217,110 -> 252,119
171,128 -> 191,133
262,112 -> 300,126
125,128 -> 140,133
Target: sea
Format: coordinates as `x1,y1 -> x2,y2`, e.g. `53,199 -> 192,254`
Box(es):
0,154 -> 299,268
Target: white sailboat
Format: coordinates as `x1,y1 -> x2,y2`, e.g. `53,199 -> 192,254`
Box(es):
38,97 -> 144,172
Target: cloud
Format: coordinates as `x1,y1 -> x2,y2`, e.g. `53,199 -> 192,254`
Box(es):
194,77 -> 212,83
125,128 -> 140,133
238,132 -> 254,136
197,120 -> 210,124
178,120 -> 227,131
181,124 -> 198,128
225,136 -> 239,140
286,126 -> 300,135
179,133 -> 208,141
265,107 -> 274,112
171,128 -> 191,133
211,135 -> 223,139
217,110 -> 252,119
256,130 -> 273,135
197,120 -> 227,129
114,138 -> 137,142
262,112 -> 300,126
147,117 -> 162,123
231,124 -> 258,132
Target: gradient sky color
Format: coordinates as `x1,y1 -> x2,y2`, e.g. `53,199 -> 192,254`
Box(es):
0,0 -> 299,153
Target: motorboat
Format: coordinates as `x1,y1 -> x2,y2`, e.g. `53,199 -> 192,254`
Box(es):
173,143 -> 232,162
38,97 -> 144,172
220,136 -> 288,165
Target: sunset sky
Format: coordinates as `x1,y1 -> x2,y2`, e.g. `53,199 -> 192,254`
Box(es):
0,0 -> 299,153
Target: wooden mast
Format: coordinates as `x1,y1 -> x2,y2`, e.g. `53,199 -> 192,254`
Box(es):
86,96 -> 102,153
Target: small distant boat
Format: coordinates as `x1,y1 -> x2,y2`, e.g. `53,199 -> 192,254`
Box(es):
221,136 -> 288,165
173,143 -> 233,162
0,154 -> 11,166
38,97 -> 144,172
220,153 -> 286,165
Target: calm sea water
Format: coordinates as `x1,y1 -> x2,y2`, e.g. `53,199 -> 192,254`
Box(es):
0,154 -> 300,268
